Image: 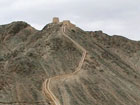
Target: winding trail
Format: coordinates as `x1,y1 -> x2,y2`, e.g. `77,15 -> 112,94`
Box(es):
42,25 -> 87,105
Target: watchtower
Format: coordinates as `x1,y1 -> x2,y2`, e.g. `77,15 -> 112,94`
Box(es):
52,17 -> 59,24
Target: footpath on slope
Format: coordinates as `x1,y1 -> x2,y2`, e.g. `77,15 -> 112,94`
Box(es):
42,25 -> 87,105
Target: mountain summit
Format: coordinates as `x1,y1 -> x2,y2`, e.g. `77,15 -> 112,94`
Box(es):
0,18 -> 140,105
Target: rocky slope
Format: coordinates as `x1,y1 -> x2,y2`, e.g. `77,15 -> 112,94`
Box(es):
0,20 -> 140,105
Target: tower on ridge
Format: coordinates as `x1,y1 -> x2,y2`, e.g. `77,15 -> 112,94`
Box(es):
52,17 -> 59,24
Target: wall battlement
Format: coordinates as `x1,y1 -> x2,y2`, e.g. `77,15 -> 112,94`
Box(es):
63,20 -> 75,27
63,20 -> 71,25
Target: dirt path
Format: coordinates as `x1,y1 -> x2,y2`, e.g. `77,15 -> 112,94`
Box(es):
42,25 -> 87,105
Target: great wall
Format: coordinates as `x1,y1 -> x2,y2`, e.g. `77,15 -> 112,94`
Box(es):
42,17 -> 87,105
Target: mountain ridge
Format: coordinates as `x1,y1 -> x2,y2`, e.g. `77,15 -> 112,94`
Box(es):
0,18 -> 140,105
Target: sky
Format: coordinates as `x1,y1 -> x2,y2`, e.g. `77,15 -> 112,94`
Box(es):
0,0 -> 140,40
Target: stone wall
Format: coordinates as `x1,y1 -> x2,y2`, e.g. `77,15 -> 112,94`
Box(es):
63,20 -> 75,27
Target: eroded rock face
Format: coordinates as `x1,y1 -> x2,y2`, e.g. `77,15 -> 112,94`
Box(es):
0,21 -> 140,105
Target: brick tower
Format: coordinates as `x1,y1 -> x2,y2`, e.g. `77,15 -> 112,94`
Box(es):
52,17 -> 59,24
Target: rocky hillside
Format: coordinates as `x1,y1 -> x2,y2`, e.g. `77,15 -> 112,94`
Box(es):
0,20 -> 140,105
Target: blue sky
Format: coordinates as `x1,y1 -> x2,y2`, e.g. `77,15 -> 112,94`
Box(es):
0,0 -> 140,40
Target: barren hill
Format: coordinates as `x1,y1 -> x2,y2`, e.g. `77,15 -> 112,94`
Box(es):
0,18 -> 140,105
